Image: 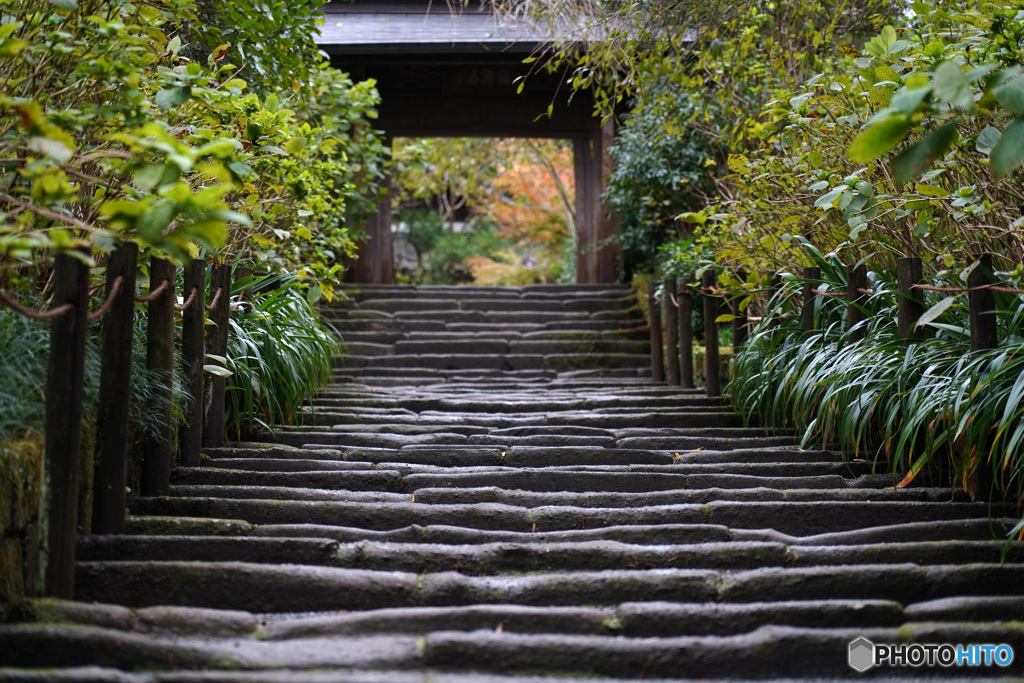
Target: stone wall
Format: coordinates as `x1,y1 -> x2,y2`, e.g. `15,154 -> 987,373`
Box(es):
0,440 -> 42,619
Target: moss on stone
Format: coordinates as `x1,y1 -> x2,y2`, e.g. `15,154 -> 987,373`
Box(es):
0,439 -> 43,612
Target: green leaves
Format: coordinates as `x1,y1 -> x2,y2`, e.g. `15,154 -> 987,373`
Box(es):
864,25 -> 911,58
890,121 -> 958,185
155,86 -> 191,110
932,62 -> 974,110
848,114 -> 913,163
915,296 -> 956,329
990,119 -> 1024,181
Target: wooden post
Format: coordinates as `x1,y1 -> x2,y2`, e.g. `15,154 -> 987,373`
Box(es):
574,136 -> 597,284
897,257 -> 925,341
141,258 -> 176,497
203,264 -> 231,448
846,263 -> 868,343
40,250 -> 89,597
968,253 -> 998,499
648,281 -> 664,383
801,266 -> 820,334
968,253 -> 998,353
702,269 -> 721,397
178,259 -> 206,468
677,277 -> 694,389
731,270 -> 748,348
92,242 -> 138,534
663,278 -> 680,385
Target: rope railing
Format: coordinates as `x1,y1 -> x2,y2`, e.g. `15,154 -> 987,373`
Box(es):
206,286 -> 223,311
0,290 -> 74,320
174,286 -> 198,312
86,276 -> 124,323
135,278 -> 170,303
810,288 -> 846,298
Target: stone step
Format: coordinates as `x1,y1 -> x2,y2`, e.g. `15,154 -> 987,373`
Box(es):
72,561 -> 1024,612
301,394 -> 730,412
338,354 -> 650,372
80,534 -> 1024,574
266,599 -> 907,639
128,497 -> 1001,536
381,340 -> 649,355
297,411 -> 744,430
341,297 -> 637,313
409,485 -> 969,507
335,284 -> 633,299
4,620 -> 1021,678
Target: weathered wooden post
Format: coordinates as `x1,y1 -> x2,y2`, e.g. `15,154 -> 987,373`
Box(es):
968,253 -> 998,499
702,269 -> 721,397
663,278 -> 680,385
846,263 -> 868,343
203,263 -> 231,447
897,257 -> 925,341
801,266 -> 820,334
40,250 -> 90,598
141,258 -> 176,497
677,277 -> 694,389
92,242 -> 138,534
968,254 -> 998,353
648,281 -> 664,383
178,259 -> 206,467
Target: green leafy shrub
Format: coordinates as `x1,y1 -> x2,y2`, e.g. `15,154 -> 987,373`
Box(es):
0,0 -> 386,302
607,86 -> 722,278
731,243 -> 1024,513
224,273 -> 337,437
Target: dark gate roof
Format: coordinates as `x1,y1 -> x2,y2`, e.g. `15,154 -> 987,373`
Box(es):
317,1 -> 550,54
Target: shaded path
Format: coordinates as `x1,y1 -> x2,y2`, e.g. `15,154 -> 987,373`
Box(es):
1,285 -> 1023,679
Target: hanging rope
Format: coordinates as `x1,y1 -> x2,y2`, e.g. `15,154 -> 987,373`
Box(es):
0,291 -> 73,320
206,287 -> 223,311
174,286 -> 199,312
86,276 -> 124,323
135,279 -> 170,303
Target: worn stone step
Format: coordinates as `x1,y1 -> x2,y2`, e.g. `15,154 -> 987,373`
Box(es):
168,485 -> 409,503
420,624 -> 1024,679
252,522 -> 738,545
385,340 -> 649,355
408,485 -> 968,507
339,342 -> 396,356
198,457 -> 373,471
398,464 -> 869,491
77,536 -> 342,566
128,497 -> 1001,536
72,561 -> 1024,612
340,354 -> 650,372
78,536 -> 796,572
0,622 -> 421,671
265,599 -> 904,640
4,621 -> 1021,678
124,515 -> 254,537
172,467 -> 405,491
390,310 -> 596,323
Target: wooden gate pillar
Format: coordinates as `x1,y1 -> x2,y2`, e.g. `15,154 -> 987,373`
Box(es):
349,140 -> 394,285
574,120 -> 620,284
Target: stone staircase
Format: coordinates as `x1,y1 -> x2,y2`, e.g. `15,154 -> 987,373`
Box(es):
1,284 -> 1023,680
